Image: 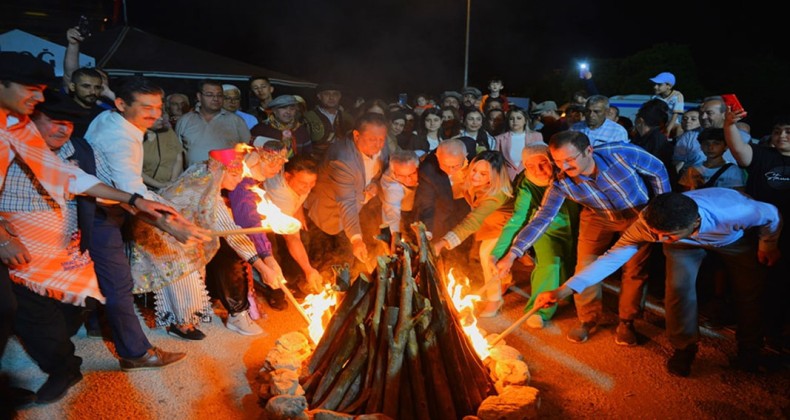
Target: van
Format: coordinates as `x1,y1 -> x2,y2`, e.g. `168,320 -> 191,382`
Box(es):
609,94 -> 700,123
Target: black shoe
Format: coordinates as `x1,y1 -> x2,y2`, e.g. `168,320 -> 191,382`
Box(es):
667,344 -> 698,377
729,351 -> 762,373
167,324 -> 206,340
0,385 -> 36,408
36,371 -> 83,404
261,284 -> 287,311
614,320 -> 638,346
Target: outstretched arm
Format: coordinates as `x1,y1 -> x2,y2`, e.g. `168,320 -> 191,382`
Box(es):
724,109 -> 752,167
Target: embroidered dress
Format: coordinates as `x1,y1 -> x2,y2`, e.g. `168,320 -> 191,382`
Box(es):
129,162 -> 257,326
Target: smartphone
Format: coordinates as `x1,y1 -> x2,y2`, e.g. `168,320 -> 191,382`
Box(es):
78,15 -> 91,38
398,93 -> 407,107
722,93 -> 744,113
578,63 -> 588,79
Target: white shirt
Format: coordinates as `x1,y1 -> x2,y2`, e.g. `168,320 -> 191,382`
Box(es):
84,110 -> 158,201
263,173 -> 308,217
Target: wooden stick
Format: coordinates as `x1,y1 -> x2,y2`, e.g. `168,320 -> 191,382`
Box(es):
488,305 -> 542,347
209,226 -> 270,237
278,279 -> 312,325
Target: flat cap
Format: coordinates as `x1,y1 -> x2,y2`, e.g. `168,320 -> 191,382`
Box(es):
0,52 -> 56,86
36,89 -> 90,121
267,94 -> 298,109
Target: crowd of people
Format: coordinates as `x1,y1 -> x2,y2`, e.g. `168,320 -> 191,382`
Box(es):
0,25 -> 788,412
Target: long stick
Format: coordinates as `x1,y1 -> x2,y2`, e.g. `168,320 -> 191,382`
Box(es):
278,279 -> 312,325
488,305 -> 542,347
210,226 -> 270,237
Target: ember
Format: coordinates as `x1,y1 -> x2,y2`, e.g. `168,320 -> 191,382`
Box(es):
299,223 -> 496,418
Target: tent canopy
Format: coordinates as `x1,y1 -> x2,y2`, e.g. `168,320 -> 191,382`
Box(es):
80,26 -> 315,89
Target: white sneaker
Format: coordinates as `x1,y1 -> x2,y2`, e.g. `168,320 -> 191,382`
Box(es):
526,314 -> 545,329
226,311 -> 263,336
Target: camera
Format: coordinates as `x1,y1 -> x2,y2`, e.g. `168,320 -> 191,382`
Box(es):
78,15 -> 91,38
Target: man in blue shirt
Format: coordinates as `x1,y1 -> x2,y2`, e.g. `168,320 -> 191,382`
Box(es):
533,190 -> 782,377
495,130 -> 670,345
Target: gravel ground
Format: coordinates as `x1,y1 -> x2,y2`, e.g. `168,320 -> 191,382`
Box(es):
5,278 -> 789,419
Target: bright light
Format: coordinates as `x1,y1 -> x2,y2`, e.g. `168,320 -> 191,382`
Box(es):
447,269 -> 490,360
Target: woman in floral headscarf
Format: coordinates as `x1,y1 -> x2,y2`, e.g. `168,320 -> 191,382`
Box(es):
129,145 -> 283,340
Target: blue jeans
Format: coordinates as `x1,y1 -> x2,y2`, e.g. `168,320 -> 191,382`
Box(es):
663,232 -> 764,351
90,205 -> 151,359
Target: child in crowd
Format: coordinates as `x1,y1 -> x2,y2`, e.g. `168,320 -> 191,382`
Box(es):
678,128 -> 746,192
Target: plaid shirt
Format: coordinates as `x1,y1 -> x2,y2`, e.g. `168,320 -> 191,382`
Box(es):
509,142 -> 670,257
0,142 -> 75,212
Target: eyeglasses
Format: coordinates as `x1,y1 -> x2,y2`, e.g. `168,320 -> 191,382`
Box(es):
224,97 -> 241,102
200,92 -> 225,99
553,151 -> 584,167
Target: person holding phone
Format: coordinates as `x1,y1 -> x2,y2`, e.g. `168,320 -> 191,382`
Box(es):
672,96 -> 751,175
725,108 -> 790,367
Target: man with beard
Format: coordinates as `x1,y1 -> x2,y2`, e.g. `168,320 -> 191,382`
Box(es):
64,67 -> 105,137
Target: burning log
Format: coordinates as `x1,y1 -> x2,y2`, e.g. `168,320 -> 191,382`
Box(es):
300,222 -> 495,418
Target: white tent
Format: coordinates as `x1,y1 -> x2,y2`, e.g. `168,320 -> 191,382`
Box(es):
0,29 -> 95,76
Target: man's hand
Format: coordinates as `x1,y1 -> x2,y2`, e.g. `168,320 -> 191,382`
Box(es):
66,27 -> 84,45
758,248 -> 781,266
306,268 -> 324,293
133,198 -> 178,221
0,237 -> 31,267
351,237 -> 368,263
533,290 -> 560,310
494,252 -> 517,280
364,183 -> 378,202
724,108 -> 748,127
255,257 -> 284,289
159,214 -> 211,245
432,239 -> 447,256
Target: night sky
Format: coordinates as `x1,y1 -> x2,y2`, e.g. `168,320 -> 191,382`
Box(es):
126,1 -> 788,133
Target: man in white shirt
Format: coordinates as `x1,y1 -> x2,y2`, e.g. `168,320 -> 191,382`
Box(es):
85,76 -> 208,372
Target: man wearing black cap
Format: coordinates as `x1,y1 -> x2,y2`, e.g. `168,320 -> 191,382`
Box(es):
0,53 -> 190,407
251,94 -> 312,157
304,83 -> 354,161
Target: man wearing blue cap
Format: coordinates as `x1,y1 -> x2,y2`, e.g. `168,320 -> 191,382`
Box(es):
650,72 -> 685,136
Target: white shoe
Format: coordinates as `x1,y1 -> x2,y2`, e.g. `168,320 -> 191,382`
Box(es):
526,314 -> 545,329
226,311 -> 263,336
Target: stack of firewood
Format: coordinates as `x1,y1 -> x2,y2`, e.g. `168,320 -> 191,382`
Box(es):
299,223 -> 496,419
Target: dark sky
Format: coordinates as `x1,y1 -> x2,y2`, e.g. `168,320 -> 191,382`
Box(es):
126,0 -> 788,130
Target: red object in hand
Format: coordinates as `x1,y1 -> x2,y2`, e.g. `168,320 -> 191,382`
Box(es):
722,94 -> 744,113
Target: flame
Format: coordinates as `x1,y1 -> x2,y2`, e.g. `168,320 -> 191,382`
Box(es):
302,284 -> 338,343
247,185 -> 301,235
446,269 -> 490,360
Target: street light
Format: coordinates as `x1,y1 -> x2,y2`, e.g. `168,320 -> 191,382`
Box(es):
463,0 -> 470,88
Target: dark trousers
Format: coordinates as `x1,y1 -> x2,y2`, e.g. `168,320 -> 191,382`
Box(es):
90,205 -> 151,359
205,239 -> 250,315
0,265 -> 14,362
664,233 -> 764,351
11,283 -> 83,376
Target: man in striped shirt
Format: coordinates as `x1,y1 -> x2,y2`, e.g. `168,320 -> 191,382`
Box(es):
495,130 -> 670,345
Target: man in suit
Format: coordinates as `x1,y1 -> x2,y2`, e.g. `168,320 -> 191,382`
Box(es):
305,112 -> 389,275
408,139 -> 472,266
